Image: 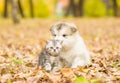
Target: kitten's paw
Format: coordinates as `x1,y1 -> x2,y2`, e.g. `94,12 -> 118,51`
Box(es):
45,63 -> 52,71
52,67 -> 60,72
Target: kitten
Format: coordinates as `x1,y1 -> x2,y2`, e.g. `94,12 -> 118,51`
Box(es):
38,40 -> 63,71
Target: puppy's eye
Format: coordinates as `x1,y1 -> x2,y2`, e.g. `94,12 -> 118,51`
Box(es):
56,47 -> 59,49
63,34 -> 67,37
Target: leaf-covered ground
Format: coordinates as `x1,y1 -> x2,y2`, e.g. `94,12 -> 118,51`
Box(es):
0,18 -> 120,83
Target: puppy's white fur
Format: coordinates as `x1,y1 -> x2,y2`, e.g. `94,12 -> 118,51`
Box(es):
50,22 -> 90,68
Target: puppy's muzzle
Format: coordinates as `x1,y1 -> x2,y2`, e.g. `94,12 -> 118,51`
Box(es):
54,36 -> 64,42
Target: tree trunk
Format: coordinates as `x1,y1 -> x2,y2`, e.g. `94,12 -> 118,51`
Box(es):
65,0 -> 76,16
18,0 -> 24,17
102,0 -> 111,16
9,0 -> 19,23
113,0 -> 119,16
78,0 -> 84,16
29,0 -> 34,17
3,0 -> 8,17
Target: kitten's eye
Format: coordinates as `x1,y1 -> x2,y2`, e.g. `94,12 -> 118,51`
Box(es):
53,34 -> 56,37
63,34 -> 67,37
50,47 -> 53,49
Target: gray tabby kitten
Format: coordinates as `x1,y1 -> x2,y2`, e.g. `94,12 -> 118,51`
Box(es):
38,40 -> 63,71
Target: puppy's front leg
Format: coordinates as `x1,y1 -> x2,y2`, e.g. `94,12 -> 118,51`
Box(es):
71,57 -> 86,68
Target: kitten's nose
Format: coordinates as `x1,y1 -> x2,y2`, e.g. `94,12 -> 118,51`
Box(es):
54,49 -> 56,51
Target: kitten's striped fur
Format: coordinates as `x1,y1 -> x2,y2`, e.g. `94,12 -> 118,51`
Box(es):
38,40 -> 63,71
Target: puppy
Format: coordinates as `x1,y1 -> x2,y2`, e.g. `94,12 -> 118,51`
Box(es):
50,22 -> 90,68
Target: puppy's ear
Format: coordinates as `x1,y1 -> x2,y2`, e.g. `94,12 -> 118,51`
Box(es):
71,27 -> 77,33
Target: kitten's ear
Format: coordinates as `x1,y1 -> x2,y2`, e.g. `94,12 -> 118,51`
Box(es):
50,25 -> 54,32
57,40 -> 63,44
46,40 -> 49,43
60,40 -> 63,44
50,27 -> 52,32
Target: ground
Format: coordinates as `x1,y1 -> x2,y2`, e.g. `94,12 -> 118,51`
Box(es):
0,18 -> 120,83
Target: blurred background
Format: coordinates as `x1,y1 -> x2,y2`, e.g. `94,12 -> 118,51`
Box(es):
0,0 -> 120,23
0,1 -> 120,83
